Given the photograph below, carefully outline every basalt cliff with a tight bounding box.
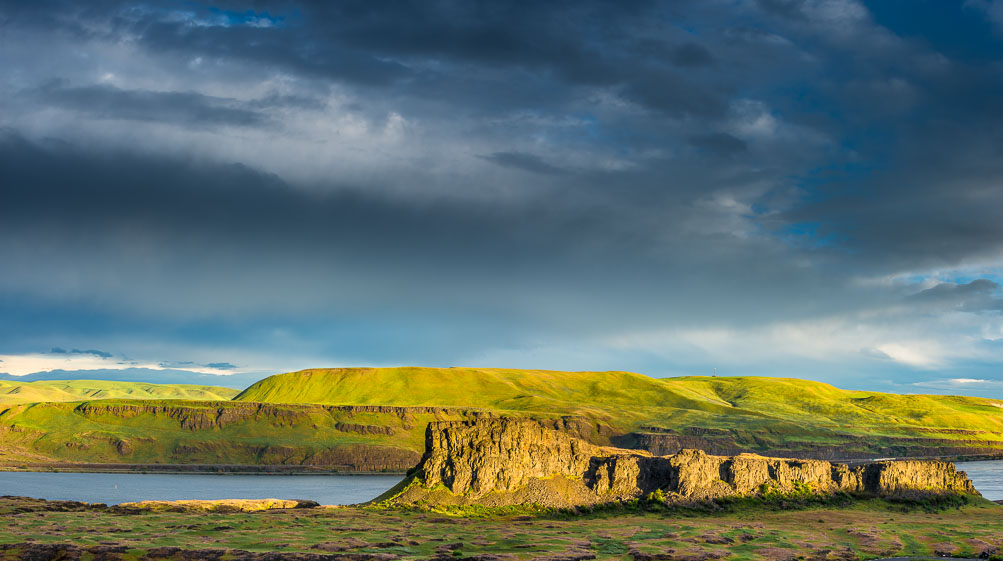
[381,418,979,508]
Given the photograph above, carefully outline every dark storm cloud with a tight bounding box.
[668,42,716,67]
[687,133,747,157]
[0,130,854,332]
[632,40,716,68]
[0,132,639,285]
[755,0,808,21]
[783,114,1003,272]
[2,0,729,119]
[481,152,567,175]
[0,133,513,259]
[3,0,1003,388]
[910,280,1003,313]
[621,70,728,118]
[33,81,268,127]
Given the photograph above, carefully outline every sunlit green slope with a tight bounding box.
[235,367,1003,435]
[234,367,731,419]
[0,380,240,404]
[662,376,1003,434]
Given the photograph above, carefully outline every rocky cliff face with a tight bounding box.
[625,428,1003,461]
[384,418,979,507]
[419,419,614,496]
[0,401,492,471]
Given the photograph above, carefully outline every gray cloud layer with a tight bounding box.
[2,0,1003,393]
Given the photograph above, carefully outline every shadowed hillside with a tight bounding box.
[0,400,487,470]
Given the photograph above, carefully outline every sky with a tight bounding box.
[2,0,1003,395]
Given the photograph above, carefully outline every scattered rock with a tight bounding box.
[114,498,319,513]
[700,535,734,544]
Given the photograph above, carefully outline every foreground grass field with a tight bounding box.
[0,495,1000,561]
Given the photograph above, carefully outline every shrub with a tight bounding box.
[646,489,666,504]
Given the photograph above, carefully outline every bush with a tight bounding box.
[646,489,666,504]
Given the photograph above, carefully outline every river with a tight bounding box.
[0,472,403,505]
[0,460,1000,505]
[955,460,1003,501]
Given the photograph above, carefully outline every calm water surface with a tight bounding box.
[955,460,1003,501]
[1,460,1000,504]
[0,472,403,505]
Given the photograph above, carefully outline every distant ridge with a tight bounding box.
[0,379,240,404]
[0,368,271,389]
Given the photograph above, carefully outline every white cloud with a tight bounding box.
[873,343,939,369]
[729,99,779,139]
[911,378,1003,396]
[0,352,237,377]
[383,111,408,141]
[600,309,994,372]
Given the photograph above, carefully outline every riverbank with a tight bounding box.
[0,472,403,505]
[0,463,407,475]
[3,453,1001,475]
[0,495,1000,561]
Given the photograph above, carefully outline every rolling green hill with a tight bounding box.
[236,367,1003,435]
[663,375,1003,434]
[0,379,240,404]
[234,367,730,418]
[2,367,1003,470]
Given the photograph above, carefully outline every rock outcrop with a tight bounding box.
[382,418,979,507]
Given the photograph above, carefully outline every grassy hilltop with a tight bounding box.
[237,367,1003,439]
[0,379,239,405]
[2,367,1003,469]
[235,367,718,415]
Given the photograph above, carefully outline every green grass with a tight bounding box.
[0,495,999,561]
[4,368,1003,468]
[236,367,727,417]
[236,367,1003,443]
[0,399,482,467]
[0,379,239,404]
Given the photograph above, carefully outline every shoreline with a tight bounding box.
[0,464,407,475]
[3,452,1001,475]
